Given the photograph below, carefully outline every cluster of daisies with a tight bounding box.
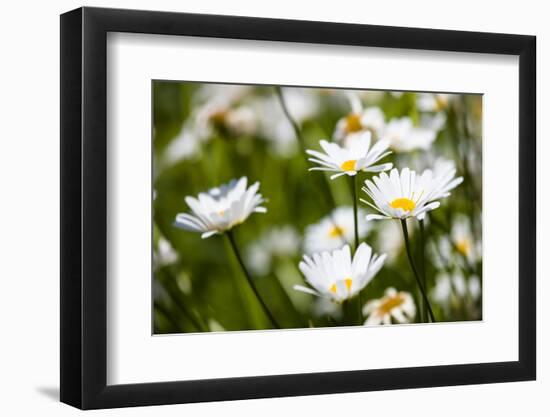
[161,86,449,165]
[174,90,464,327]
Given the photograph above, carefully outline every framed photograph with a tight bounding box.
[60,6,536,409]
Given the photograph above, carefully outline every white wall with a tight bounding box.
[0,0,545,415]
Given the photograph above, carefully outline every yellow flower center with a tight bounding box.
[345,113,363,133]
[344,278,353,292]
[456,239,470,256]
[328,225,346,238]
[378,294,405,315]
[218,210,225,216]
[340,159,357,172]
[329,278,353,295]
[209,110,227,126]
[390,198,416,212]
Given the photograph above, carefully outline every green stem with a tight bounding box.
[400,219,435,323]
[154,301,189,333]
[275,86,344,246]
[274,260,308,327]
[275,86,305,148]
[342,298,362,326]
[350,175,359,251]
[225,231,280,329]
[419,218,427,323]
[160,278,207,332]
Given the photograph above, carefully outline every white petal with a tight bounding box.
[201,230,219,239]
[330,172,348,180]
[293,285,321,297]
[366,214,389,221]
[363,162,393,173]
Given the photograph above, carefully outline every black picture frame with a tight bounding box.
[60,6,536,410]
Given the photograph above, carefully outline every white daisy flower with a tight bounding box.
[380,117,437,152]
[306,132,393,180]
[361,168,442,221]
[294,243,386,303]
[416,93,451,112]
[363,287,416,325]
[333,92,386,143]
[304,206,370,254]
[174,177,266,239]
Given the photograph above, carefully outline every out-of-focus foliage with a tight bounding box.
[153,82,482,333]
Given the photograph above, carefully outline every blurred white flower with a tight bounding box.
[468,274,482,300]
[430,215,481,269]
[162,126,202,164]
[195,101,258,138]
[416,93,451,112]
[254,96,297,156]
[450,215,481,265]
[431,269,481,309]
[223,106,258,136]
[245,244,270,276]
[375,221,405,263]
[195,84,252,106]
[162,85,257,165]
[295,243,386,303]
[333,92,386,143]
[154,237,178,267]
[254,89,319,157]
[361,168,443,221]
[431,271,453,305]
[306,132,392,180]
[304,206,369,254]
[363,287,416,325]
[245,226,301,275]
[380,117,437,152]
[280,87,320,122]
[419,112,447,132]
[174,177,266,239]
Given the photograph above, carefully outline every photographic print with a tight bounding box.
[152,82,482,333]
